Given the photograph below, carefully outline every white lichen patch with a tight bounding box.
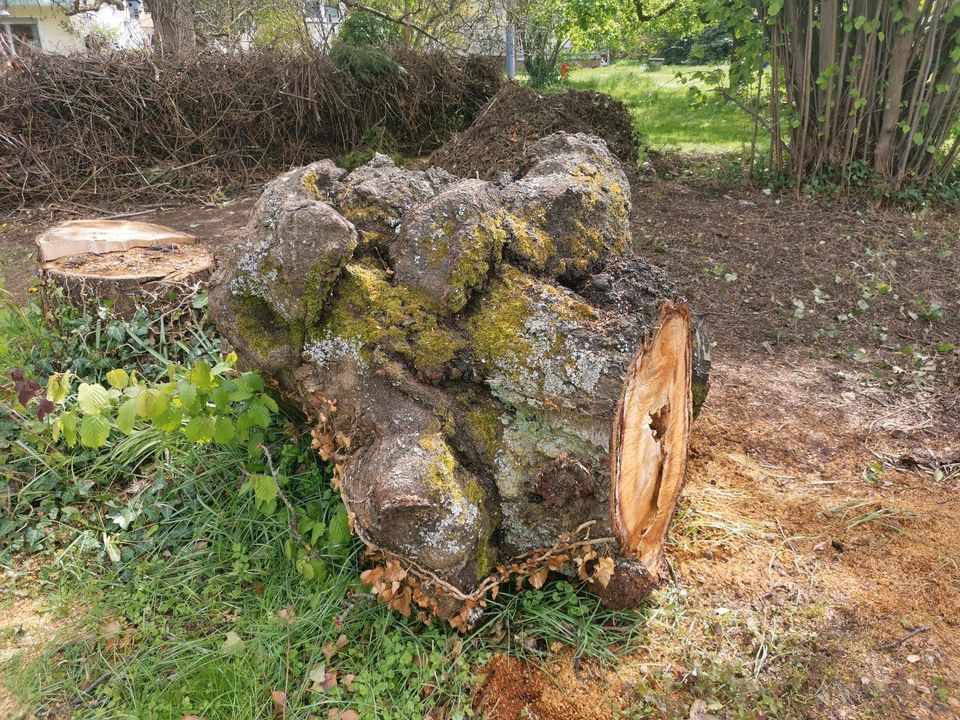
[302,332,365,369]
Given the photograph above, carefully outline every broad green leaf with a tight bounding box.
[46,372,72,403]
[250,473,278,505]
[153,407,183,432]
[116,398,138,435]
[327,507,352,547]
[77,382,111,416]
[176,381,198,409]
[183,415,215,443]
[60,410,78,447]
[80,413,111,448]
[106,368,130,390]
[244,401,271,429]
[308,559,328,582]
[187,359,214,392]
[210,386,232,411]
[136,389,160,419]
[213,416,236,444]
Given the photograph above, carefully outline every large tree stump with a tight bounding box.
[209,133,709,621]
[36,219,212,313]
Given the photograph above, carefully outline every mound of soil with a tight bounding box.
[429,83,637,179]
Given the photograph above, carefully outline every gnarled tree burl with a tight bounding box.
[210,133,709,622]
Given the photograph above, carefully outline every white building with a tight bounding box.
[0,0,151,56]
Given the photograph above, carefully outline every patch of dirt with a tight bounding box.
[429,83,637,179]
[630,169,960,420]
[474,653,621,720]
[0,194,257,303]
[0,594,70,718]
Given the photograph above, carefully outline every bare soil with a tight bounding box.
[1,163,958,719]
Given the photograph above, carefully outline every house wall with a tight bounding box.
[3,5,84,53]
[2,3,150,54]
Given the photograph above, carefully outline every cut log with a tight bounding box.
[36,219,212,313]
[209,134,709,620]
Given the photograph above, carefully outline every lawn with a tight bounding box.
[566,62,759,154]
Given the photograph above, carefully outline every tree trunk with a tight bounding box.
[209,134,709,624]
[150,0,197,55]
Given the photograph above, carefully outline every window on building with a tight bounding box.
[304,1,342,24]
[1,21,41,56]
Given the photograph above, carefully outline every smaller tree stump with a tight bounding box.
[36,219,213,313]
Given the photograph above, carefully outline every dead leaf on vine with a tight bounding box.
[327,710,360,720]
[277,604,297,627]
[529,567,549,589]
[102,619,123,651]
[593,557,615,587]
[271,690,286,719]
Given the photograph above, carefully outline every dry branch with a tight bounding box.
[0,49,501,210]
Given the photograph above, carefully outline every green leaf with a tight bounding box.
[327,506,352,547]
[136,389,161,419]
[308,559,328,582]
[213,416,236,444]
[183,415,216,443]
[262,394,279,413]
[244,401,272,429]
[250,473,278,505]
[106,368,130,390]
[116,398,138,435]
[60,410,78,447]
[210,386,232,411]
[77,382,111,416]
[187,359,214,392]
[153,407,184,432]
[46,372,72,403]
[103,533,122,563]
[80,413,111,448]
[177,381,198,410]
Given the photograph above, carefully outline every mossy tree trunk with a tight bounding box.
[209,133,709,622]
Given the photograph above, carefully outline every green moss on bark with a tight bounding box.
[318,260,463,375]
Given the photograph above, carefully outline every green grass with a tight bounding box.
[566,61,760,154]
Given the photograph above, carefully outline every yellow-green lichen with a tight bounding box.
[232,294,303,357]
[444,213,506,313]
[472,530,496,580]
[338,202,390,226]
[502,209,555,272]
[413,326,463,372]
[419,433,484,521]
[464,406,502,464]
[466,265,534,373]
[318,260,461,375]
[301,169,322,200]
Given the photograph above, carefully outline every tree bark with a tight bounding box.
[150,0,197,55]
[209,134,709,622]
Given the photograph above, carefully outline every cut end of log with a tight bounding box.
[37,219,212,312]
[36,219,197,263]
[611,301,693,577]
